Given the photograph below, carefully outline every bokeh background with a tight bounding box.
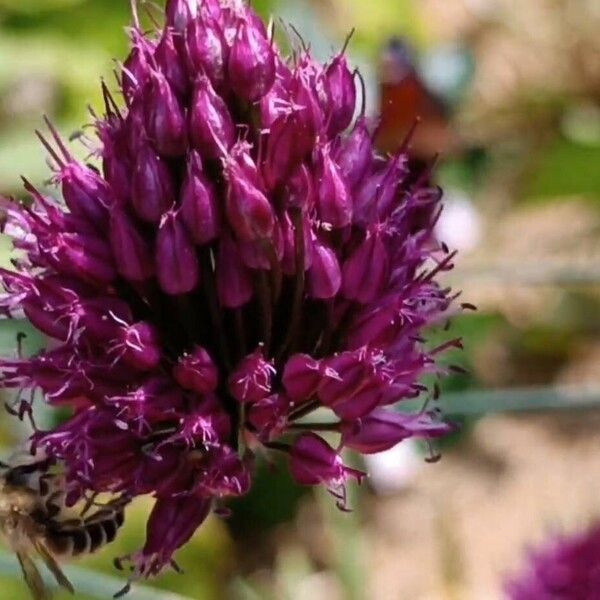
[0,0,599,598]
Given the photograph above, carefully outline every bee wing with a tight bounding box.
[16,550,51,600]
[34,540,74,595]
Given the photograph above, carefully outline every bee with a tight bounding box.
[0,449,129,600]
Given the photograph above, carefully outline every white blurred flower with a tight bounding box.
[364,439,423,495]
[435,191,482,253]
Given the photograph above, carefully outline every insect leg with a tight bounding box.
[16,550,51,600]
[35,540,75,595]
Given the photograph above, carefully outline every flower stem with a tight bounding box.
[265,441,291,453]
[233,308,247,359]
[289,399,319,421]
[200,247,232,371]
[289,422,341,432]
[256,270,272,354]
[276,208,305,360]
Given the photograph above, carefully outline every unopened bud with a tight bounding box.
[307,241,341,299]
[229,18,276,102]
[131,145,176,224]
[180,152,220,245]
[156,210,200,295]
[109,205,155,282]
[173,346,218,395]
[224,155,274,242]
[144,70,187,157]
[189,76,236,159]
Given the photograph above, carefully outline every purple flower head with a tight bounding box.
[506,523,600,600]
[0,0,466,590]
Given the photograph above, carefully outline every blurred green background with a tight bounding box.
[0,0,599,598]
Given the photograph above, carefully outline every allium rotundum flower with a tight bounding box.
[0,0,465,588]
[506,524,600,599]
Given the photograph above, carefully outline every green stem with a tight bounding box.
[400,385,600,416]
[288,422,341,432]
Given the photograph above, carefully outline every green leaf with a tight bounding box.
[523,138,600,202]
[0,549,195,600]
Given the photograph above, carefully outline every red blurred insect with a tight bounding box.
[375,38,460,162]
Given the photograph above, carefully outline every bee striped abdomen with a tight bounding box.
[46,506,125,558]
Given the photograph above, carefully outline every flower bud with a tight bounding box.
[124,97,148,156]
[228,347,274,404]
[229,18,276,102]
[185,15,227,88]
[323,54,356,135]
[188,447,250,497]
[247,393,290,441]
[122,33,154,100]
[341,409,453,454]
[140,497,211,575]
[165,0,198,31]
[353,169,382,225]
[318,351,387,420]
[79,297,133,342]
[109,205,155,282]
[189,76,236,159]
[144,70,187,157]
[259,78,289,128]
[154,28,188,97]
[224,155,275,242]
[200,0,221,22]
[316,145,352,228]
[282,354,322,402]
[22,296,70,341]
[307,241,341,299]
[263,111,314,190]
[216,234,253,308]
[284,164,315,211]
[374,153,408,220]
[131,145,176,224]
[230,140,262,185]
[180,152,220,244]
[156,210,200,295]
[333,118,372,190]
[173,346,218,395]
[60,163,111,229]
[121,322,162,371]
[342,229,389,303]
[102,129,132,202]
[345,296,401,350]
[290,433,364,488]
[291,69,324,136]
[52,232,116,285]
[331,378,385,421]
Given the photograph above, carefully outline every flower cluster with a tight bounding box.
[0,0,462,585]
[506,524,600,599]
